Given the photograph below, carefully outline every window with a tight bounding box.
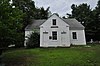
[43,32,48,34]
[52,31,57,40]
[52,19,56,25]
[72,32,77,39]
[61,31,66,34]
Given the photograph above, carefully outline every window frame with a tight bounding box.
[52,19,56,25]
[72,32,77,39]
[52,31,57,40]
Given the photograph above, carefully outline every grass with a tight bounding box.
[1,44,100,66]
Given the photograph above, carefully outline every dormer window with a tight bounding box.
[52,19,56,25]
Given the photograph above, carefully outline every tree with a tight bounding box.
[34,7,50,19]
[67,3,92,26]
[92,0,100,41]
[62,16,67,19]
[26,33,40,48]
[13,0,50,25]
[0,0,25,48]
[13,0,36,27]
[67,4,77,18]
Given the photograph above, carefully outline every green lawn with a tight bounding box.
[1,44,100,66]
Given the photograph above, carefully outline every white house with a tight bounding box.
[25,14,86,47]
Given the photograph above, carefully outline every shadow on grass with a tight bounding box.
[1,48,38,66]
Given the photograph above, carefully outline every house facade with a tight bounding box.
[25,14,86,47]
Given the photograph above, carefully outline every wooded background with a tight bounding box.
[0,0,100,48]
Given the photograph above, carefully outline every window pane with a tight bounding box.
[52,31,57,40]
[52,19,56,25]
[72,32,77,39]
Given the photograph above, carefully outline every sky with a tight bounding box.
[33,0,98,17]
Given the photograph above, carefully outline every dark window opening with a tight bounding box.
[52,31,57,40]
[52,19,56,25]
[72,32,77,39]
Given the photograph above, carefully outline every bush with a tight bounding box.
[14,33,25,48]
[26,33,40,48]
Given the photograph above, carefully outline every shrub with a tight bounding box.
[26,33,40,48]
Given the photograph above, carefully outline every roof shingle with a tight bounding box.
[25,19,46,31]
[25,18,84,31]
[63,19,84,30]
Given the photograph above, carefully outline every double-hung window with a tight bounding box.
[72,32,77,39]
[52,31,57,40]
[52,19,56,25]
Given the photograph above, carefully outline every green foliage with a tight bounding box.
[68,3,92,26]
[13,0,36,26]
[13,0,50,26]
[26,33,40,48]
[34,7,50,19]
[1,44,100,66]
[0,0,25,48]
[92,0,100,41]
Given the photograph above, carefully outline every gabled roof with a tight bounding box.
[63,19,84,30]
[25,14,85,31]
[25,19,46,31]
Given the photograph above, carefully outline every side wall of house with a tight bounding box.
[25,31,33,38]
[70,30,86,45]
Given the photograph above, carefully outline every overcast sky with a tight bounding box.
[33,0,98,17]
